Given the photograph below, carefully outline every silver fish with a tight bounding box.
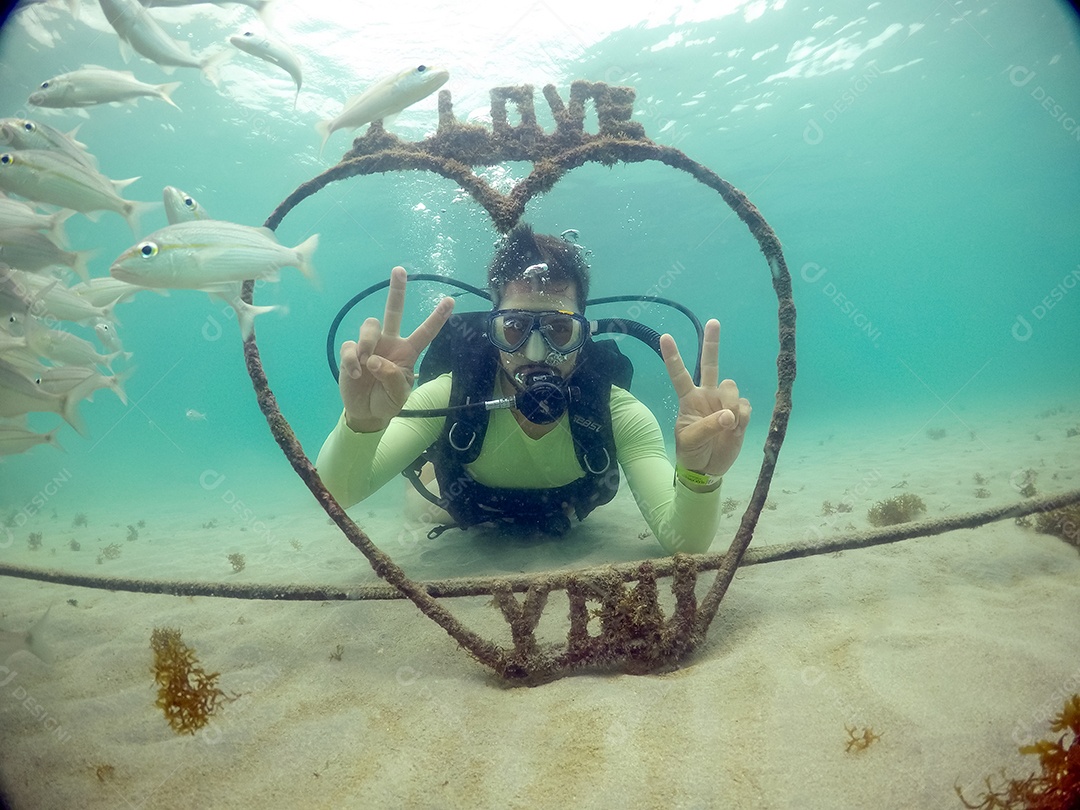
[97,0,229,85]
[162,185,207,224]
[0,195,73,245]
[205,281,281,340]
[185,408,206,421]
[0,327,33,355]
[37,365,130,406]
[28,66,181,110]
[229,29,302,106]
[110,219,318,289]
[13,0,78,16]
[0,118,97,171]
[0,263,55,316]
[0,342,46,377]
[93,321,123,353]
[0,357,89,434]
[0,149,152,236]
[6,267,115,325]
[0,421,63,455]
[71,275,160,307]
[159,188,278,336]
[316,64,449,154]
[27,325,121,371]
[0,227,93,281]
[140,0,272,24]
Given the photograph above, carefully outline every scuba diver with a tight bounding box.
[315,224,751,554]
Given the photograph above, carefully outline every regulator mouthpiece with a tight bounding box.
[514,370,568,424]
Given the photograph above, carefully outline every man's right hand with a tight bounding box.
[339,266,455,432]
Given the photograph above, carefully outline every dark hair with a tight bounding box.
[487,223,590,310]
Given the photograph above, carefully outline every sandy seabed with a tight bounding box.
[1,401,1078,810]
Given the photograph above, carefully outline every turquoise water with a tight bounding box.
[0,0,1078,518]
[1,4,1079,808]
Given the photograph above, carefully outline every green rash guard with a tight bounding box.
[315,374,723,554]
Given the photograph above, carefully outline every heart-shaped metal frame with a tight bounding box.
[243,80,797,683]
[1,81,1073,682]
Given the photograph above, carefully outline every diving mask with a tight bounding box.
[487,309,591,355]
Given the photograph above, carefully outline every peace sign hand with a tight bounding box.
[339,266,454,432]
[660,319,751,477]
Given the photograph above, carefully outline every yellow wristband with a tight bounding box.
[675,464,722,490]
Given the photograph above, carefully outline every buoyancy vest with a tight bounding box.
[416,310,633,535]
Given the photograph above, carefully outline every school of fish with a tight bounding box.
[0,0,452,455]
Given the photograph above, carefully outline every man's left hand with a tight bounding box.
[660,319,751,477]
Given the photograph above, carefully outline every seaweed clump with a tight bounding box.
[845,724,882,752]
[958,693,1080,809]
[1015,469,1039,498]
[867,494,927,527]
[1034,504,1080,551]
[150,627,226,735]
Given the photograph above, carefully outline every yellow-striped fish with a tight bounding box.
[0,149,152,236]
[111,219,318,289]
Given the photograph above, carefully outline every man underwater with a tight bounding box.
[316,224,751,554]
